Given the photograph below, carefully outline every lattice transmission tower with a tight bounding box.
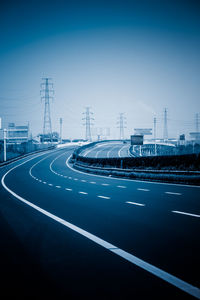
[117,113,126,140]
[40,78,54,141]
[82,107,94,141]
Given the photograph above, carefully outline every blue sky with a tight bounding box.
[0,0,200,139]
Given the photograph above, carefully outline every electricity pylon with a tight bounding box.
[117,113,126,140]
[82,107,94,141]
[40,78,54,142]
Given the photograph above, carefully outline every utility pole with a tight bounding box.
[153,116,157,155]
[1,119,7,161]
[163,108,168,141]
[59,117,63,143]
[117,113,126,140]
[3,128,7,161]
[82,107,94,141]
[40,78,54,142]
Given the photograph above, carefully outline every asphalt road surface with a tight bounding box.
[0,146,200,299]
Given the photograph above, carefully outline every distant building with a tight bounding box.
[7,123,29,143]
[189,132,200,143]
[39,132,59,143]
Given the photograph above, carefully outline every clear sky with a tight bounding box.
[0,0,200,140]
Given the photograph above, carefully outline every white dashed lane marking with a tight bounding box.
[2,156,200,300]
[101,183,110,186]
[79,191,88,195]
[172,211,200,218]
[90,181,96,184]
[98,195,111,199]
[126,201,145,207]
[56,185,61,188]
[117,185,126,189]
[165,192,182,196]
[137,188,150,192]
[4,150,200,299]
[65,188,72,191]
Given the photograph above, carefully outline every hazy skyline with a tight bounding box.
[0,0,200,139]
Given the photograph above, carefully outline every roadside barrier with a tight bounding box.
[71,141,200,185]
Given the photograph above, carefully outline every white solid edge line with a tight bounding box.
[126,201,145,207]
[29,151,63,179]
[82,144,100,157]
[110,248,200,299]
[49,150,70,177]
[95,150,102,158]
[1,156,200,299]
[107,144,123,158]
[66,155,200,189]
[118,144,129,158]
[82,143,111,158]
[172,211,200,218]
[92,143,122,159]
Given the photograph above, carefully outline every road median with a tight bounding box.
[72,161,200,185]
[71,141,200,185]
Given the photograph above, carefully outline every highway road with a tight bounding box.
[0,145,200,299]
[80,141,132,158]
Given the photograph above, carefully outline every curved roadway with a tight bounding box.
[0,146,200,299]
[80,142,132,158]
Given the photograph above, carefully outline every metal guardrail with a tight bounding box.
[0,146,56,168]
[72,161,200,185]
[71,141,200,185]
[73,162,200,175]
